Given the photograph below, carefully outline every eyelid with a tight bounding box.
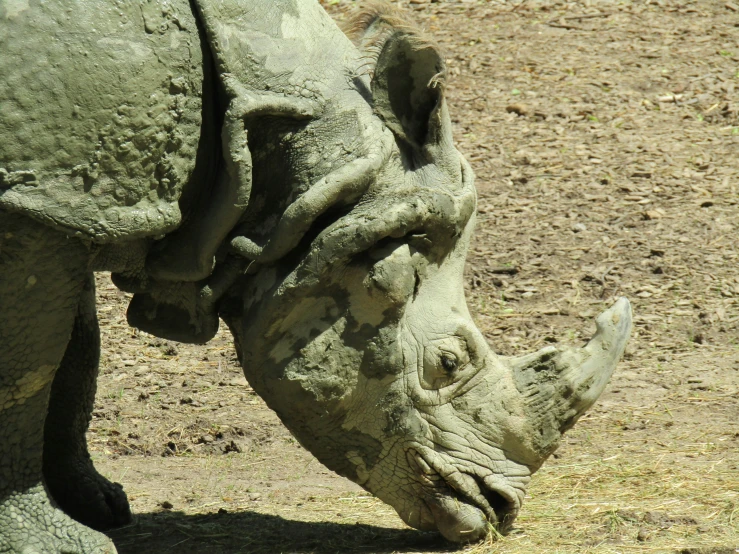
[439,346,467,368]
[453,326,480,365]
[438,345,461,359]
[443,336,471,362]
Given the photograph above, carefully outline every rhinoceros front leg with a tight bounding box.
[43,274,132,531]
[0,213,116,554]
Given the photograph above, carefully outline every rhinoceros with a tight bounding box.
[0,0,632,552]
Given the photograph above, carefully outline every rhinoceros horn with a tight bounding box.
[503,297,632,465]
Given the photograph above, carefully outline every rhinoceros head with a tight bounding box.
[211,4,633,543]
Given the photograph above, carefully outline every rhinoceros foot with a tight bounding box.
[0,485,117,554]
[45,459,132,532]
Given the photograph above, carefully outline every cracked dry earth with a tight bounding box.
[90,1,739,553]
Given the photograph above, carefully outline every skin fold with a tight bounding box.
[0,1,632,552]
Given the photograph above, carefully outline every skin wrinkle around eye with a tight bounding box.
[452,322,483,366]
[408,313,489,393]
[400,321,425,387]
[406,356,477,407]
[415,363,487,406]
[423,343,462,389]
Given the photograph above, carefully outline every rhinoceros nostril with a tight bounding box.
[485,489,514,526]
[470,475,516,529]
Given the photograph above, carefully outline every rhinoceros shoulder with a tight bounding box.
[0,0,204,241]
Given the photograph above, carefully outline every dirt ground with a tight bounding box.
[94,1,738,552]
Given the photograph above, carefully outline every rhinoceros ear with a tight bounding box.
[371,33,446,150]
[346,5,447,150]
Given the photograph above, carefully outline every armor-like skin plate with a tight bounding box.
[0,0,203,241]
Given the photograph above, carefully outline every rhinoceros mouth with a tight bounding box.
[407,449,519,538]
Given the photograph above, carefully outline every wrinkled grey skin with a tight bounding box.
[0,0,632,552]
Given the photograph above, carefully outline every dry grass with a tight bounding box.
[469,450,738,552]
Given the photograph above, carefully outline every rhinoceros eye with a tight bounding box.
[421,337,471,389]
[440,353,458,373]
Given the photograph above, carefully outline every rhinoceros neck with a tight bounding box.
[194,0,360,98]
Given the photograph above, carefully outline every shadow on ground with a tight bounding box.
[107,510,455,554]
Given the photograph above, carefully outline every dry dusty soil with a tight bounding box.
[92,1,738,552]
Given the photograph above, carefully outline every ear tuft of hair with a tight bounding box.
[342,1,446,86]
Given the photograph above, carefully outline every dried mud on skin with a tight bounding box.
[94,1,738,553]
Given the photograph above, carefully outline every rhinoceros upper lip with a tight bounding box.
[408,448,518,529]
